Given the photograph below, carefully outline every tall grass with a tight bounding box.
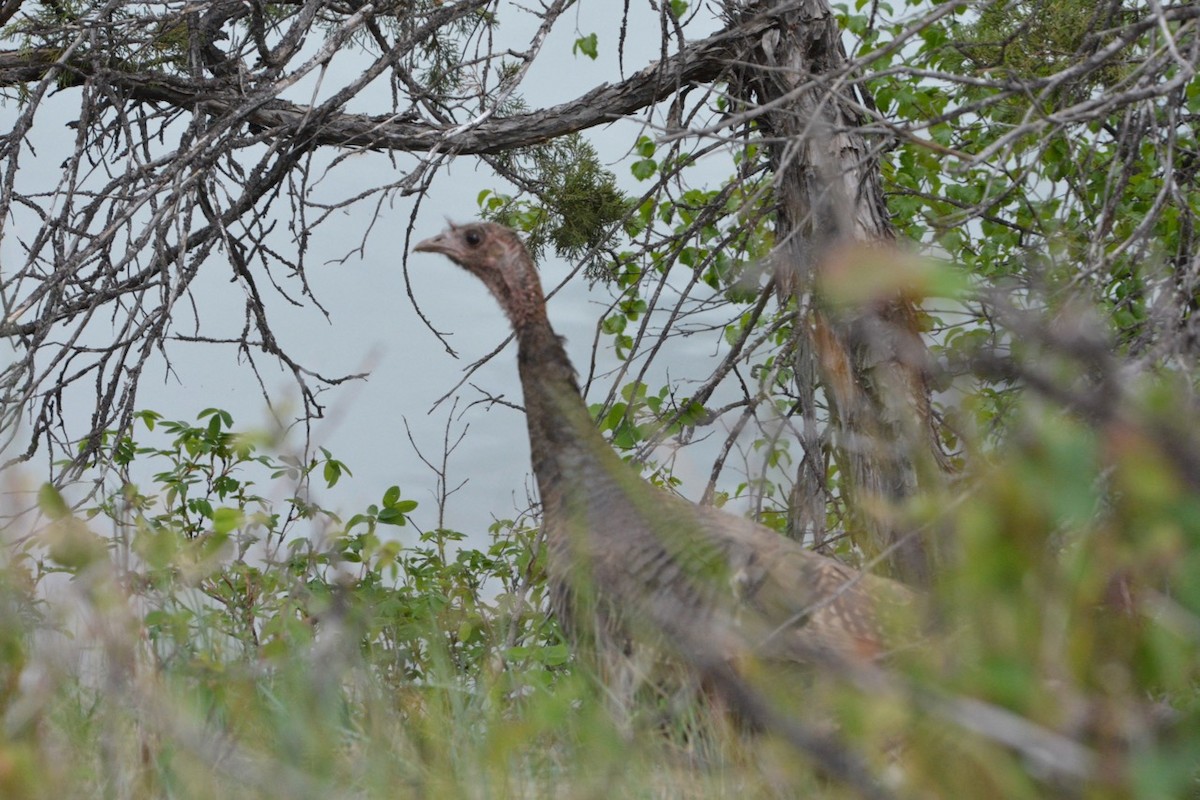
[1,380,1198,798]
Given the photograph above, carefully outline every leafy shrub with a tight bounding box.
[1,376,1198,798]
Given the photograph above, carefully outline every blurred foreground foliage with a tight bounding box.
[0,370,1198,798]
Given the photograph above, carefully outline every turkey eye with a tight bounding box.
[464,230,482,247]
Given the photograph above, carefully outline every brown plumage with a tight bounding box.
[413,221,915,679]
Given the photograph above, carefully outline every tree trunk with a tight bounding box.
[725,0,945,584]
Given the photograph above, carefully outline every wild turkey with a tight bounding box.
[413,221,916,689]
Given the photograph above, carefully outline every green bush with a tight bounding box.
[1,389,1198,798]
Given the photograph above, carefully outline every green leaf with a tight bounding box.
[601,314,626,335]
[135,409,161,431]
[134,527,182,570]
[45,520,108,570]
[377,507,408,526]
[540,643,570,666]
[323,460,341,487]
[630,159,657,181]
[38,483,70,520]
[189,498,214,519]
[198,529,230,559]
[383,485,401,507]
[612,422,641,449]
[212,507,244,535]
[572,33,598,60]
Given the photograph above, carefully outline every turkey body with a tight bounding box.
[414,221,915,678]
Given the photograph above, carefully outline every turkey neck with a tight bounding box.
[513,317,617,517]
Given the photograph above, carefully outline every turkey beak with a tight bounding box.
[413,232,459,259]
